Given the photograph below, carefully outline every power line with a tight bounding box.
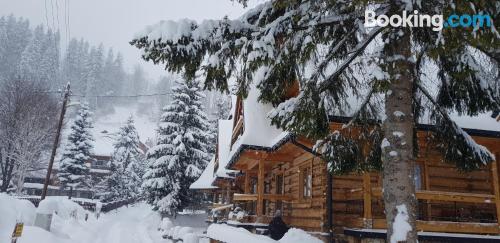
[34,90,173,98]
[44,0,50,30]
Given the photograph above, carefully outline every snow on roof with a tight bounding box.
[23,183,58,190]
[225,83,289,169]
[190,157,217,190]
[450,113,499,132]
[239,84,288,147]
[216,119,237,178]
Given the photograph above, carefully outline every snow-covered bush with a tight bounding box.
[158,217,174,231]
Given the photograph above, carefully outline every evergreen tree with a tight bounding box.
[39,29,60,87]
[106,116,144,200]
[18,25,45,81]
[84,44,104,106]
[132,1,499,241]
[59,103,94,191]
[142,79,210,215]
[0,15,31,82]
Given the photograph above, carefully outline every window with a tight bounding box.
[275,174,284,195]
[300,165,312,199]
[414,164,422,190]
[275,174,284,212]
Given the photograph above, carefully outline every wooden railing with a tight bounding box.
[233,193,292,202]
[338,172,500,234]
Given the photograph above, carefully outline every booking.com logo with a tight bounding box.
[365,10,493,31]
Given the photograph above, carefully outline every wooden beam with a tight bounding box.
[233,193,258,201]
[363,173,372,228]
[371,187,495,204]
[372,219,499,234]
[247,159,259,170]
[233,193,293,202]
[491,154,500,230]
[244,172,250,194]
[263,194,293,202]
[256,160,264,217]
[264,152,295,162]
[423,162,431,220]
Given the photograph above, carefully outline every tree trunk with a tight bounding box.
[382,26,418,242]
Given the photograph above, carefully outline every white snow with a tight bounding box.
[389,151,398,157]
[392,131,404,138]
[37,197,88,220]
[207,224,323,243]
[393,111,405,118]
[279,228,323,243]
[227,82,289,166]
[216,119,238,178]
[381,138,390,149]
[207,223,275,243]
[91,105,157,156]
[23,183,59,190]
[390,204,411,243]
[0,194,36,242]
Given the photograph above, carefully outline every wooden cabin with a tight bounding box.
[192,86,500,242]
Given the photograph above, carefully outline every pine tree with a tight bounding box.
[59,103,94,191]
[84,44,104,106]
[0,15,31,82]
[142,79,210,215]
[132,1,498,241]
[18,25,45,81]
[39,29,60,87]
[106,116,144,200]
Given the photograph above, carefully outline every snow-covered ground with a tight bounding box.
[1,194,174,243]
[2,194,323,243]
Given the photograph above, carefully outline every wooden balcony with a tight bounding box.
[339,169,500,234]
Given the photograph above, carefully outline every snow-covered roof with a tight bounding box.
[225,83,290,169]
[450,113,499,132]
[190,157,217,190]
[216,119,237,178]
[190,118,237,189]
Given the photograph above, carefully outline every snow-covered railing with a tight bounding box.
[15,195,139,213]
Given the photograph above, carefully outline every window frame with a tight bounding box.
[298,161,313,202]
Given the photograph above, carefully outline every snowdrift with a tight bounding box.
[0,194,37,242]
[37,197,89,221]
[207,223,323,243]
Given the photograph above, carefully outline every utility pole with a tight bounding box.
[41,83,70,200]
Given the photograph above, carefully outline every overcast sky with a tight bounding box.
[0,0,260,80]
